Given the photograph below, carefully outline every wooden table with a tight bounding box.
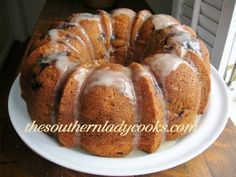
[1,0,236,176]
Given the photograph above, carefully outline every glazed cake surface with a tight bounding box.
[20,8,211,157]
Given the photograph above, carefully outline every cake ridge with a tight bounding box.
[70,12,109,63]
[111,8,136,65]
[62,22,96,61]
[130,62,166,151]
[58,65,93,146]
[142,64,168,143]
[130,10,152,61]
[99,10,114,61]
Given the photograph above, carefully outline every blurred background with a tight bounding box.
[0,0,235,122]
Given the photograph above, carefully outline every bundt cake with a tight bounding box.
[20,8,211,157]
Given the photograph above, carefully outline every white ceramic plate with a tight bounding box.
[8,66,229,176]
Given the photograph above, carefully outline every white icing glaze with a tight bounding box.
[48,29,59,42]
[48,29,86,54]
[84,67,135,102]
[55,55,76,73]
[74,67,91,82]
[184,40,201,56]
[70,13,100,23]
[170,25,202,57]
[133,65,153,81]
[152,14,178,30]
[173,24,186,32]
[41,53,76,74]
[76,35,86,48]
[161,108,168,142]
[65,31,86,48]
[173,32,192,57]
[148,54,188,78]
[173,31,192,44]
[73,67,93,146]
[139,10,152,20]
[112,8,136,18]
[132,129,140,149]
[64,40,80,53]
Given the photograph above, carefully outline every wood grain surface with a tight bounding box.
[1,0,235,176]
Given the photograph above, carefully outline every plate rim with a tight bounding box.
[8,65,229,176]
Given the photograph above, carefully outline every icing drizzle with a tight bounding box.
[152,14,178,30]
[84,66,135,103]
[40,52,77,74]
[148,53,188,78]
